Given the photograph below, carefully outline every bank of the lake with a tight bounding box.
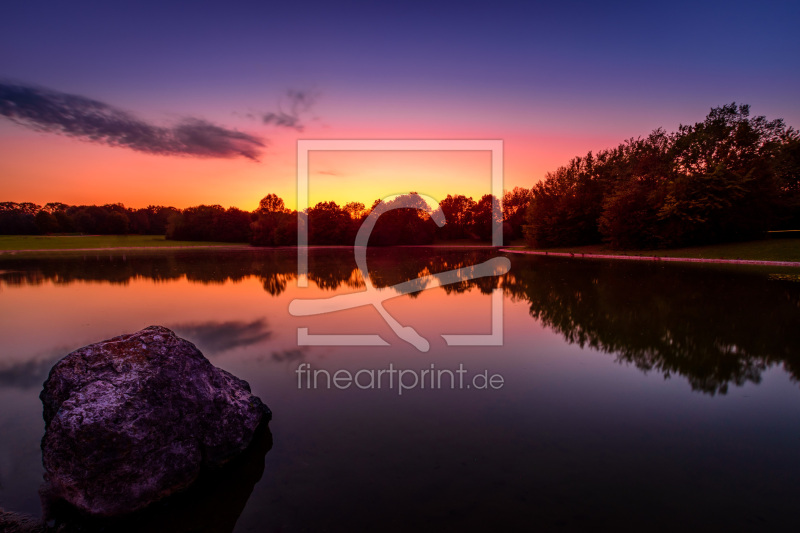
[505,238,800,266]
[3,235,800,267]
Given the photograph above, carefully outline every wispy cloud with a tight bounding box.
[260,89,317,131]
[0,82,265,160]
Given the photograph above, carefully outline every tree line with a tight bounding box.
[524,103,800,249]
[0,202,179,236]
[0,189,532,246]
[242,191,520,246]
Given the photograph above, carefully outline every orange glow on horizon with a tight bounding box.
[307,150,492,208]
[0,121,622,212]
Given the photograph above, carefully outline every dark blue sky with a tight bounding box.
[3,1,796,117]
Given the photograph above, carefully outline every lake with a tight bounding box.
[1,247,799,531]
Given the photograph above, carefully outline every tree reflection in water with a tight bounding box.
[2,248,798,395]
[502,256,800,394]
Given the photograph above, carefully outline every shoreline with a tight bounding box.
[1,242,797,267]
[499,248,800,268]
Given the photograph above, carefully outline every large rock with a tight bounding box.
[39,326,271,517]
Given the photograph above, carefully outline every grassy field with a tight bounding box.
[0,235,243,251]
[508,238,800,262]
[2,235,798,262]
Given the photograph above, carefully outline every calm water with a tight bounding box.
[1,248,799,531]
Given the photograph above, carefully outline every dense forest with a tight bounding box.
[0,203,180,237]
[2,104,797,248]
[524,103,800,249]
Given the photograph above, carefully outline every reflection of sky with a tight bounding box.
[1,1,798,210]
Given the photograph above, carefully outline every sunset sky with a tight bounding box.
[1,0,798,211]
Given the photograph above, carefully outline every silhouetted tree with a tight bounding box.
[597,130,672,248]
[470,194,502,241]
[437,194,476,240]
[0,202,40,234]
[343,201,366,221]
[308,201,352,245]
[502,187,533,240]
[143,206,177,234]
[524,153,609,247]
[369,194,437,246]
[35,211,59,234]
[54,210,74,233]
[251,194,297,246]
[167,205,250,242]
[42,202,69,214]
[256,194,287,214]
[213,207,251,242]
[656,103,787,246]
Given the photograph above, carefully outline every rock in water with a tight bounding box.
[39,326,271,517]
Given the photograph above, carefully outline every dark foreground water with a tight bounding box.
[1,247,799,531]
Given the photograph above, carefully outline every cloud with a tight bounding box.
[0,82,265,160]
[261,89,317,131]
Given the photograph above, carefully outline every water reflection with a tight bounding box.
[1,248,799,395]
[503,256,800,394]
[2,249,800,530]
[0,350,64,389]
[170,319,272,355]
[0,248,501,294]
[269,348,307,364]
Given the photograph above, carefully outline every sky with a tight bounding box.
[1,0,798,211]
